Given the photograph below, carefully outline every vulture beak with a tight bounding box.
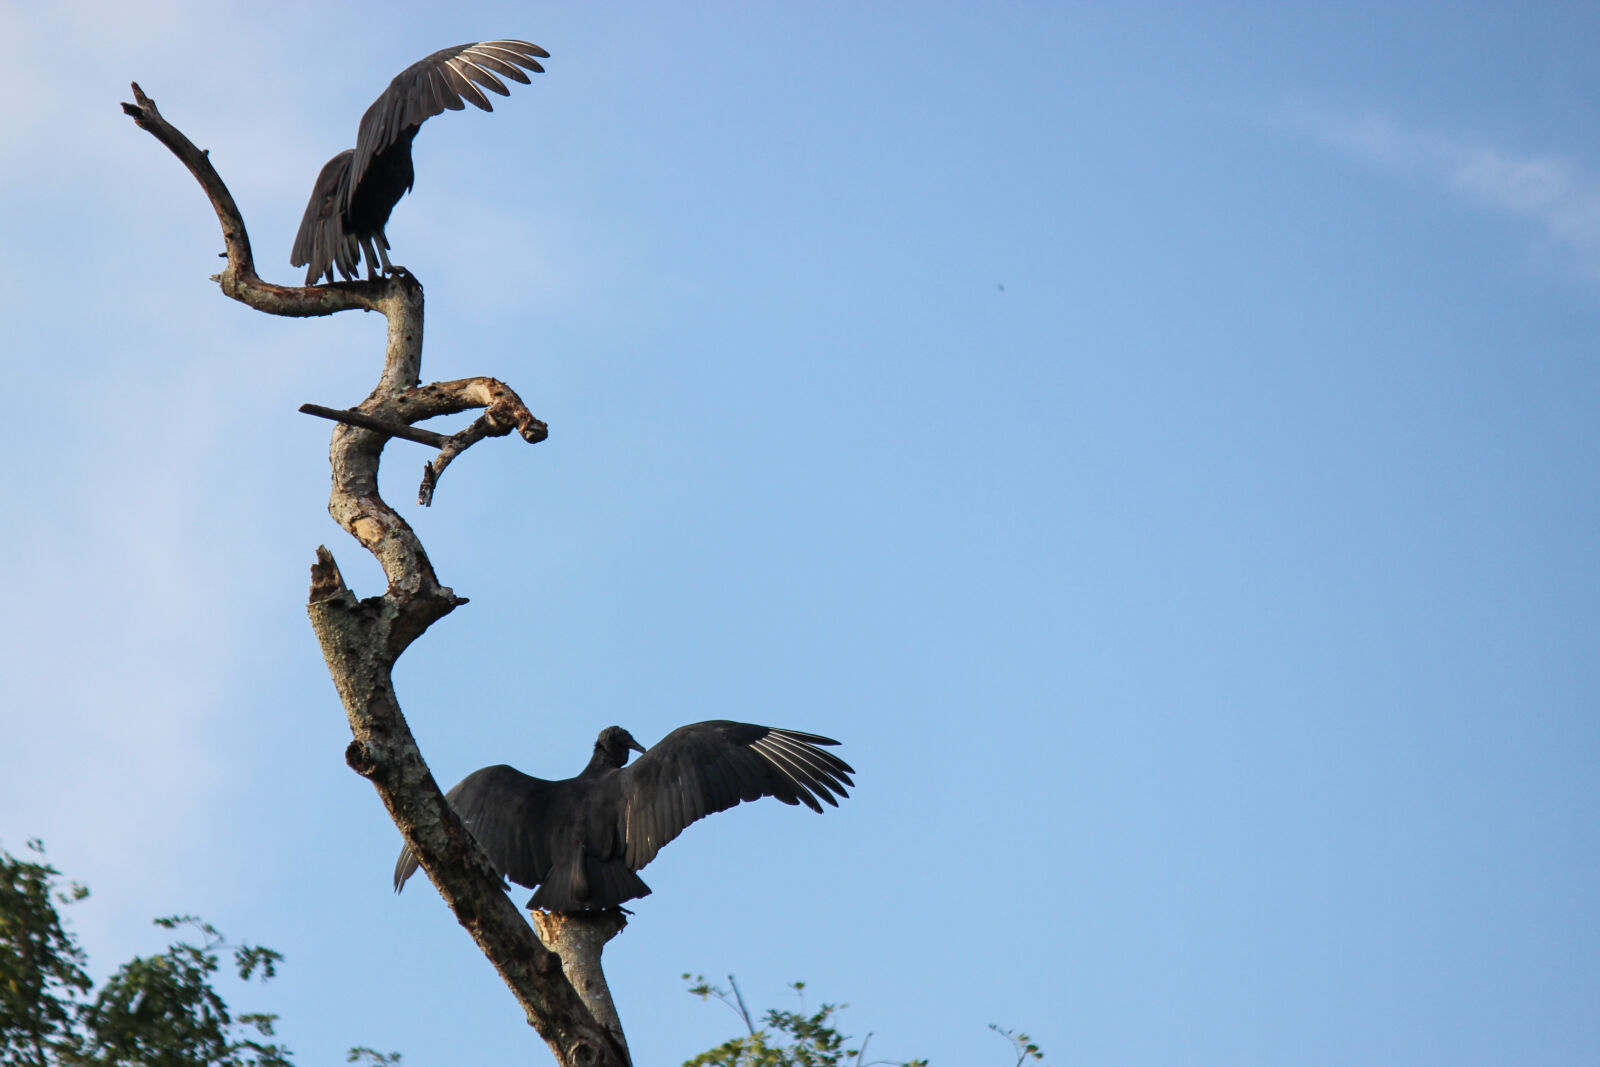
[628,738,647,755]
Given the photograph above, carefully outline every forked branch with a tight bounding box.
[302,377,550,506]
[122,82,384,317]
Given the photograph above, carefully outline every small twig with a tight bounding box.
[408,379,547,505]
[730,975,757,1036]
[299,404,452,448]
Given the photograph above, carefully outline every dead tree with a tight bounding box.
[122,83,632,1067]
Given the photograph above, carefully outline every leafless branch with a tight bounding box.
[300,375,549,506]
[408,377,550,504]
[125,83,626,1067]
[122,81,389,316]
[299,404,454,450]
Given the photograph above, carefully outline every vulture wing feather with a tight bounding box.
[346,41,547,215]
[393,765,562,893]
[750,738,824,811]
[289,151,353,281]
[442,61,494,111]
[761,733,855,797]
[452,55,512,97]
[293,39,545,283]
[469,50,535,84]
[619,721,854,870]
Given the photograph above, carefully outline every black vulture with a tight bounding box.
[394,722,855,912]
[290,40,548,285]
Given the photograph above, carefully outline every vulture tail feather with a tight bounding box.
[528,857,650,912]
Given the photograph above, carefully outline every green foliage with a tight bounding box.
[75,915,291,1067]
[683,976,1048,1067]
[0,841,399,1067]
[987,1026,1043,1067]
[0,840,92,1067]
[681,976,927,1067]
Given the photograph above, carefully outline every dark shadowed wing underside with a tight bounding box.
[291,40,548,285]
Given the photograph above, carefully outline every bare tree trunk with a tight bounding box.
[122,83,629,1067]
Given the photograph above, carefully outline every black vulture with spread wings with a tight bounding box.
[394,722,855,912]
[291,40,548,285]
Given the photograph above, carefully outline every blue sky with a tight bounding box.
[2,3,1598,1064]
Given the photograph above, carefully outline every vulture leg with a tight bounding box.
[357,231,399,279]
[374,231,396,275]
[359,233,383,280]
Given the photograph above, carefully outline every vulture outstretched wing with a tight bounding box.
[291,39,547,285]
[617,721,855,870]
[393,721,854,911]
[392,764,562,892]
[346,40,549,213]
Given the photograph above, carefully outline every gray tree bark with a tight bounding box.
[123,83,631,1067]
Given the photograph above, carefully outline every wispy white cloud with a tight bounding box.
[1293,108,1600,282]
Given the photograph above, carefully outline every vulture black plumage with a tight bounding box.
[393,722,855,912]
[290,40,548,286]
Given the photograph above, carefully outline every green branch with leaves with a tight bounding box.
[683,975,1048,1067]
[0,841,395,1067]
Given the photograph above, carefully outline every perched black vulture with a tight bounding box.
[394,722,855,912]
[290,40,548,285]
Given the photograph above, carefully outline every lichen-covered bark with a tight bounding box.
[124,82,626,1067]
